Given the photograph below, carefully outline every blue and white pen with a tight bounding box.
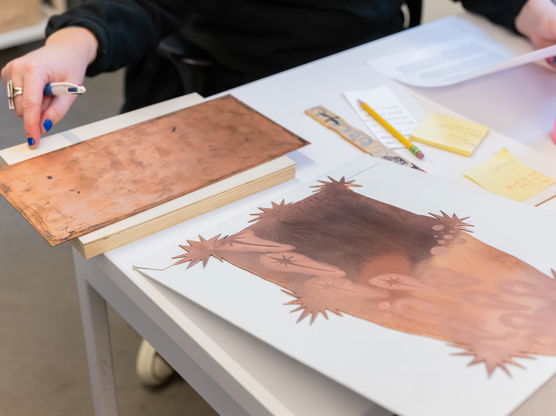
[43,82,87,96]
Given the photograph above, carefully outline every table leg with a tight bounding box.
[75,256,118,416]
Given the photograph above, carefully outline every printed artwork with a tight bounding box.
[168,177,556,376]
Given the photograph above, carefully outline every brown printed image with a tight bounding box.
[173,177,556,376]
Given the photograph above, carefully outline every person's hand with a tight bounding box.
[1,27,98,148]
[516,0,556,68]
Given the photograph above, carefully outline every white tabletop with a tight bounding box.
[60,13,556,416]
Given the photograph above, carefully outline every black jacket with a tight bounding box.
[46,0,527,110]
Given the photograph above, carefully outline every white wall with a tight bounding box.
[422,0,464,23]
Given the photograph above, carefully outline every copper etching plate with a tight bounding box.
[0,95,308,245]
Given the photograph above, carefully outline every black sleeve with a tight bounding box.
[45,0,187,76]
[456,0,527,34]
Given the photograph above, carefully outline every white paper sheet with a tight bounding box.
[135,155,556,416]
[344,86,418,149]
[367,17,556,87]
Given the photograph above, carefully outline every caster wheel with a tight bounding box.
[136,339,175,387]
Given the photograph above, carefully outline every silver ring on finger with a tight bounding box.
[7,79,23,111]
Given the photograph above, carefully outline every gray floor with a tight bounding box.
[0,42,216,416]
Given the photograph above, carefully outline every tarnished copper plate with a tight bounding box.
[0,95,308,245]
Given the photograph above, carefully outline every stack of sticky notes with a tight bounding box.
[409,113,489,156]
[463,147,555,202]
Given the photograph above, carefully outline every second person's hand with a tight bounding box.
[0,27,98,148]
[516,0,556,68]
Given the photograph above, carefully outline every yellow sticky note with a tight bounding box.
[463,148,555,202]
[409,113,489,156]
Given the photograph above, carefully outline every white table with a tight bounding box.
[58,13,556,416]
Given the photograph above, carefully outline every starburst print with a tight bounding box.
[451,343,534,377]
[172,234,224,268]
[271,254,295,266]
[310,176,362,193]
[429,211,474,233]
[268,254,335,273]
[381,276,405,288]
[248,200,290,223]
[282,288,343,324]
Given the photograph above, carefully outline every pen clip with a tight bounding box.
[44,82,87,96]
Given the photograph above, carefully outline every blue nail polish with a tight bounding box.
[27,137,35,146]
[43,119,53,132]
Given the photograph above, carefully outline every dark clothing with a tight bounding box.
[46,0,527,111]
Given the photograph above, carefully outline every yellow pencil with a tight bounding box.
[358,99,425,160]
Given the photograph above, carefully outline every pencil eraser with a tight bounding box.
[551,119,556,145]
